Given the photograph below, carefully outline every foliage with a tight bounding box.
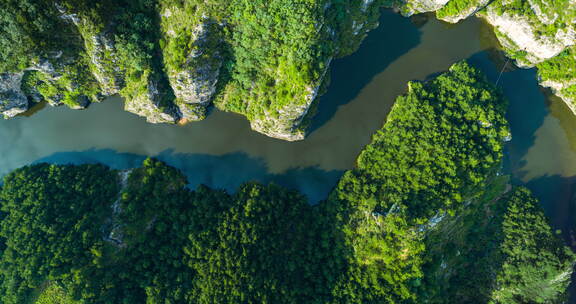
[0,0,83,72]
[436,0,485,19]
[0,62,572,304]
[335,61,509,220]
[35,283,78,304]
[489,187,576,304]
[420,184,576,304]
[188,182,314,304]
[0,164,119,304]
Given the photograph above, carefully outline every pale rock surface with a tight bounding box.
[0,73,28,118]
[481,5,575,66]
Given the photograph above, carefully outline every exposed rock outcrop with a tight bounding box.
[0,73,28,118]
[84,31,124,95]
[164,20,222,121]
[400,0,451,15]
[479,6,575,67]
[396,0,576,116]
[250,93,314,141]
[57,3,124,95]
[124,78,180,124]
[250,59,330,141]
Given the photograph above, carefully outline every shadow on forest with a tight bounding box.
[308,10,421,133]
[34,148,344,204]
[523,174,576,304]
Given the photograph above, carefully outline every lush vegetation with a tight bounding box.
[421,179,575,304]
[0,0,101,109]
[335,61,509,220]
[537,47,576,108]
[0,0,81,72]
[0,62,572,303]
[0,164,119,304]
[436,0,486,20]
[491,187,575,303]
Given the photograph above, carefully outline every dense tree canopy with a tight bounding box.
[0,62,572,304]
[0,164,119,304]
[335,61,510,220]
[421,184,575,304]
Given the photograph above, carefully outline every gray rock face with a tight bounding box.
[0,73,29,118]
[249,97,312,141]
[401,0,451,15]
[481,7,575,67]
[29,59,59,77]
[57,3,123,95]
[250,58,332,141]
[124,78,180,124]
[87,32,124,95]
[166,21,222,121]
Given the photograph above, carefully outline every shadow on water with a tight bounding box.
[523,175,576,240]
[467,51,572,228]
[468,50,576,303]
[309,10,421,133]
[34,149,344,204]
[468,51,548,175]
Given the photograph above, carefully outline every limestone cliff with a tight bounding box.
[249,79,324,141]
[0,0,395,140]
[6,0,575,141]
[56,3,124,95]
[391,0,576,117]
[123,75,180,124]
[478,2,575,67]
[0,73,28,118]
[160,6,223,122]
[538,46,576,113]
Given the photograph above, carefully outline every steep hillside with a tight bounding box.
[0,0,383,140]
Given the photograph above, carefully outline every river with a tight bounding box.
[1,9,575,260]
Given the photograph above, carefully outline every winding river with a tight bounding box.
[1,11,576,290]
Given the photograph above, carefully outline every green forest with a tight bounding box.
[0,62,573,304]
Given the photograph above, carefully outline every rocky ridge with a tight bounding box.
[160,6,223,122]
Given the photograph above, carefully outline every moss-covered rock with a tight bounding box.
[538,46,576,112]
[159,3,223,122]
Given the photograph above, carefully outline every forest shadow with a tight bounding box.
[521,174,576,304]
[520,174,576,247]
[308,9,421,133]
[34,148,344,204]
